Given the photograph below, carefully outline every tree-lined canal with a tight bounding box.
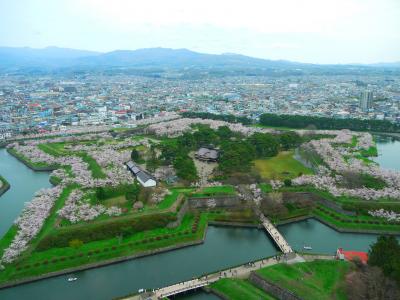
[0,149,51,237]
[0,136,399,300]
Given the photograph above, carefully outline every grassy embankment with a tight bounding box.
[7,148,58,170]
[258,184,400,232]
[38,143,106,179]
[0,175,10,196]
[256,260,350,300]
[189,185,237,198]
[0,185,251,285]
[254,151,314,180]
[210,278,276,300]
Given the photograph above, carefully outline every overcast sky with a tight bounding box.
[0,0,399,64]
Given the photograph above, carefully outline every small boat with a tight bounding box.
[67,277,77,282]
[303,245,312,250]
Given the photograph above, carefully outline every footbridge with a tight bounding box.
[260,214,293,254]
[121,256,281,300]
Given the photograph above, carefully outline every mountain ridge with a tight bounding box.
[0,46,398,71]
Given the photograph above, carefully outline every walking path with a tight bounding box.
[122,253,326,300]
[260,214,293,254]
[122,256,285,300]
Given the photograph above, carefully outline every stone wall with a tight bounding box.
[283,192,356,216]
[167,198,189,228]
[249,272,303,300]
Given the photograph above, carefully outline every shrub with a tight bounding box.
[284,179,292,187]
[69,239,84,249]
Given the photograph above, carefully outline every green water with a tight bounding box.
[0,149,51,237]
[0,137,399,300]
[373,135,400,170]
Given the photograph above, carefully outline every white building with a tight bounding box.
[126,161,157,187]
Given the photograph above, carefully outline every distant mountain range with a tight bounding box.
[0,46,399,73]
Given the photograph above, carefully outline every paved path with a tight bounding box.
[122,256,285,300]
[260,214,293,254]
[121,253,334,300]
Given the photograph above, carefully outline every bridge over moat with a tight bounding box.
[259,213,293,254]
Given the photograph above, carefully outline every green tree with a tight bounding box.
[177,132,196,149]
[130,149,140,161]
[192,125,218,147]
[173,154,198,182]
[125,182,141,202]
[216,125,233,140]
[248,132,279,158]
[219,140,255,174]
[368,235,400,283]
[96,187,106,200]
[279,131,302,150]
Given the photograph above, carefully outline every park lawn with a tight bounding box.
[254,151,314,180]
[360,146,378,157]
[353,154,377,165]
[190,185,236,198]
[251,123,296,131]
[210,278,276,300]
[0,213,207,284]
[39,143,107,179]
[38,143,66,157]
[259,183,272,193]
[103,195,128,208]
[77,152,107,179]
[257,260,350,300]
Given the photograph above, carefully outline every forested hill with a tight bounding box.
[259,113,400,133]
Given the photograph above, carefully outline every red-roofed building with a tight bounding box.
[336,248,368,264]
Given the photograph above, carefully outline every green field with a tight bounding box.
[257,260,349,300]
[210,278,276,300]
[190,185,236,198]
[38,143,107,179]
[254,151,314,180]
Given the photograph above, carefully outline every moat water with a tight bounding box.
[0,137,399,300]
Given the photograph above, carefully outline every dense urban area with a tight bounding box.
[1,49,400,300]
[1,72,400,139]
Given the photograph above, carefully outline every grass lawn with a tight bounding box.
[103,195,127,208]
[313,205,400,232]
[210,278,276,300]
[254,151,313,180]
[190,185,236,198]
[259,183,272,193]
[257,260,350,300]
[38,143,107,179]
[360,146,378,157]
[77,152,107,179]
[0,213,207,284]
